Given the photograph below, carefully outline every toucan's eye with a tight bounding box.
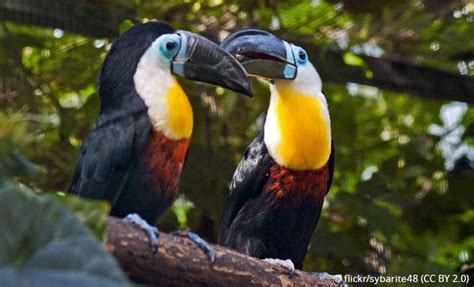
[158,34,181,59]
[166,41,177,51]
[296,48,307,65]
[298,50,306,61]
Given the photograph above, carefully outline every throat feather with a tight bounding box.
[134,66,193,140]
[165,78,193,139]
[265,89,331,170]
[133,48,193,140]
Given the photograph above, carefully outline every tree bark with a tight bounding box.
[0,0,134,38]
[106,217,340,287]
[307,46,474,104]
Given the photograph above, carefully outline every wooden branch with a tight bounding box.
[308,47,474,104]
[106,217,339,287]
[0,0,134,38]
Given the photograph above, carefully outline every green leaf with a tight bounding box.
[171,195,194,228]
[49,193,110,239]
[0,184,129,287]
[343,51,365,67]
[119,20,134,34]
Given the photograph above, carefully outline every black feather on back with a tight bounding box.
[69,113,152,206]
[219,134,335,269]
[327,140,335,192]
[219,133,273,238]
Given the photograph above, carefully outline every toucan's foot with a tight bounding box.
[263,258,295,275]
[311,272,346,287]
[172,228,216,263]
[124,213,159,252]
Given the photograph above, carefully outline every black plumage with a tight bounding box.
[69,22,181,223]
[70,21,252,225]
[220,133,335,269]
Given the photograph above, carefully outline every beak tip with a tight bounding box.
[175,31,253,97]
[233,85,253,97]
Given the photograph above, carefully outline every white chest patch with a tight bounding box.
[133,42,193,140]
[134,47,173,132]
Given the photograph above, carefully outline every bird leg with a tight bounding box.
[171,228,216,263]
[263,258,295,275]
[123,213,159,253]
[310,272,346,287]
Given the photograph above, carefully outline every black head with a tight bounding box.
[98,22,175,112]
[97,22,252,114]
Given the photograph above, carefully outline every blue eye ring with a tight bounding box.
[296,48,307,65]
[159,34,180,59]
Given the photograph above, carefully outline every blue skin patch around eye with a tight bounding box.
[159,34,181,59]
[296,50,307,66]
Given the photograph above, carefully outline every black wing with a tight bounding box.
[327,140,335,193]
[219,133,273,241]
[69,113,150,205]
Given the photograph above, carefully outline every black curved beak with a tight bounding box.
[221,29,297,80]
[171,31,252,97]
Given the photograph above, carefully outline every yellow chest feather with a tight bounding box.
[166,79,193,139]
[268,89,331,170]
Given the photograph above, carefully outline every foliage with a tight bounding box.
[50,193,111,239]
[0,183,129,287]
[0,0,473,283]
[171,195,195,229]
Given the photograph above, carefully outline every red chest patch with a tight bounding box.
[140,130,190,201]
[264,163,329,204]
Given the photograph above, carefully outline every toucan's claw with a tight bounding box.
[124,213,159,253]
[310,272,346,287]
[172,228,216,263]
[263,258,295,276]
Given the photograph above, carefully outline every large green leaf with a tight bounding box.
[0,183,129,287]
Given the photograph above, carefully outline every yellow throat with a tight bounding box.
[265,83,331,170]
[166,78,193,139]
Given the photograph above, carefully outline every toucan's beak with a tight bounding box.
[171,31,252,97]
[221,29,297,80]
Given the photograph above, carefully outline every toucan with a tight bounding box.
[219,30,335,271]
[69,22,251,253]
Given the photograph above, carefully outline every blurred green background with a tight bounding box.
[1,0,474,282]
